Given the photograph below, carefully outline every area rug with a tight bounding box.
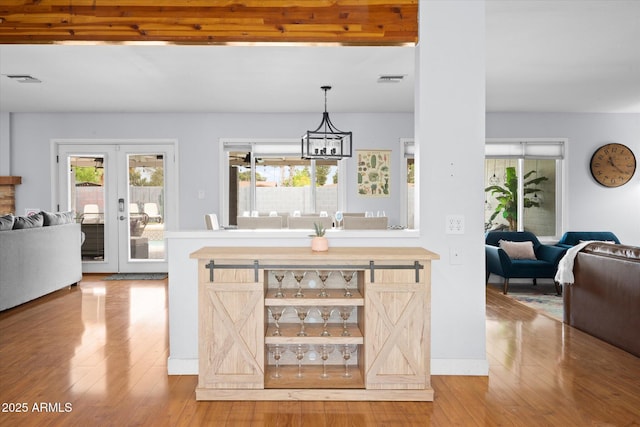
[104,273,168,281]
[487,282,563,321]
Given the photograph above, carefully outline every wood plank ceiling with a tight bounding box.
[0,1,418,45]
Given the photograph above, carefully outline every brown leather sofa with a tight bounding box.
[564,242,640,357]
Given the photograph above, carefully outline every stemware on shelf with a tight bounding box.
[269,306,286,336]
[294,306,310,337]
[292,271,307,298]
[339,306,354,337]
[273,270,286,298]
[315,344,335,379]
[319,306,335,337]
[334,211,344,229]
[341,270,355,297]
[317,270,331,297]
[268,344,286,379]
[341,344,358,378]
[290,344,310,379]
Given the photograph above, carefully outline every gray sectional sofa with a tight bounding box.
[0,211,82,311]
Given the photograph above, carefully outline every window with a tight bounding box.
[485,139,565,238]
[223,140,343,225]
[400,139,415,229]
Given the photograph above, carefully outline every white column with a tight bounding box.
[416,1,488,375]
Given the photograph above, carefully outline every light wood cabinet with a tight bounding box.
[191,247,438,401]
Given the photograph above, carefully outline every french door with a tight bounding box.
[56,142,176,273]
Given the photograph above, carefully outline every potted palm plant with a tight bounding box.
[310,222,329,252]
[485,166,548,231]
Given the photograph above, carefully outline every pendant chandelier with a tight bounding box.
[301,86,352,160]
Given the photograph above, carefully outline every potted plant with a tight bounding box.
[310,222,329,252]
[485,166,548,231]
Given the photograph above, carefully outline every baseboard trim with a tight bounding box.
[431,358,489,376]
[167,357,198,375]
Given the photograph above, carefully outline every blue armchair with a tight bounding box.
[555,231,620,249]
[485,231,567,295]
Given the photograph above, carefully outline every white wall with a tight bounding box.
[487,113,640,244]
[0,113,10,175]
[9,112,412,226]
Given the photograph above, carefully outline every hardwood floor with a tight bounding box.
[1,275,639,426]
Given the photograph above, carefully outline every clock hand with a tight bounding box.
[608,157,629,174]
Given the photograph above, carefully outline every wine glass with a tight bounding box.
[273,270,286,298]
[293,271,307,298]
[294,306,309,337]
[269,306,286,336]
[268,344,286,379]
[290,344,309,378]
[319,306,335,337]
[317,270,331,297]
[334,211,343,229]
[315,344,335,379]
[339,306,353,336]
[341,270,355,297]
[341,344,357,378]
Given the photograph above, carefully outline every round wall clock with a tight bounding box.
[590,143,636,187]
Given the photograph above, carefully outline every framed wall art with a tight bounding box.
[356,150,391,197]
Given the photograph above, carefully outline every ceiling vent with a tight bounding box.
[6,74,42,83]
[377,74,405,83]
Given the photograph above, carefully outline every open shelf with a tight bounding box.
[265,323,363,344]
[264,365,364,389]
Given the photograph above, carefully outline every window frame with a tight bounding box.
[485,138,567,240]
[219,138,346,226]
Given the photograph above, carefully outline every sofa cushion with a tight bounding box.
[12,213,44,229]
[41,211,75,226]
[0,214,14,231]
[499,239,537,260]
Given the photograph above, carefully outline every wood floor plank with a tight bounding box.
[1,277,639,426]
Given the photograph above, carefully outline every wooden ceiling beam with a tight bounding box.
[0,1,418,45]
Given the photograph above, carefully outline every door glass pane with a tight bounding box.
[71,155,106,261]
[128,154,165,261]
[522,159,556,236]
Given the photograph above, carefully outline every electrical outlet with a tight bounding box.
[198,190,205,199]
[446,215,465,234]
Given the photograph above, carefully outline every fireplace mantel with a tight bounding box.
[0,176,22,185]
[0,176,22,215]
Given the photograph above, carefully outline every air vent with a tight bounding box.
[377,74,405,83]
[6,74,42,83]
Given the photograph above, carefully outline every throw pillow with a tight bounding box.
[41,211,75,226]
[12,213,44,229]
[499,239,537,260]
[0,214,14,231]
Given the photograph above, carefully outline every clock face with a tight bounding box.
[590,143,636,187]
